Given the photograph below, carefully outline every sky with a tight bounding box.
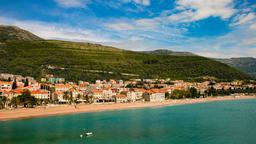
[0,0,256,58]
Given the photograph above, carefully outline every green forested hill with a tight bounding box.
[0,40,251,82]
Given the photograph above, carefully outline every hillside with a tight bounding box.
[0,26,251,82]
[217,57,256,78]
[0,25,42,42]
[142,49,196,56]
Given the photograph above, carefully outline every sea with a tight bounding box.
[0,99,256,144]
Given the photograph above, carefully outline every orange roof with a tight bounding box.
[92,89,103,94]
[12,89,23,94]
[31,90,49,95]
[55,84,72,88]
[133,88,146,92]
[146,89,167,94]
[114,94,127,98]
[0,81,12,85]
[79,83,88,87]
[55,91,64,95]
[24,85,33,89]
[0,90,11,94]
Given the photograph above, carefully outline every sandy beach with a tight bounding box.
[0,95,255,121]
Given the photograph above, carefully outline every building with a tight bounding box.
[92,89,103,102]
[54,91,69,103]
[113,94,128,103]
[48,77,65,84]
[143,89,166,102]
[126,91,136,102]
[0,73,14,80]
[102,88,113,100]
[55,84,72,92]
[133,88,146,101]
[31,90,50,100]
[0,81,13,91]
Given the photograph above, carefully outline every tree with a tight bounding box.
[12,79,17,89]
[17,90,37,108]
[63,91,71,104]
[0,95,7,109]
[171,90,186,99]
[189,87,199,98]
[24,78,29,87]
[207,87,217,96]
[85,94,93,103]
[165,92,170,99]
[10,97,18,108]
[49,87,55,103]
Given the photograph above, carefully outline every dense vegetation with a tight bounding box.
[165,86,256,99]
[0,40,251,82]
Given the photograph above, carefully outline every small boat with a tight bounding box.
[85,132,93,137]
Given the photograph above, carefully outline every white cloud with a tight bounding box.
[169,0,236,23]
[233,12,255,25]
[107,0,237,32]
[250,23,256,30]
[107,17,160,31]
[132,0,150,6]
[107,22,137,31]
[135,18,159,28]
[121,0,150,6]
[54,0,90,8]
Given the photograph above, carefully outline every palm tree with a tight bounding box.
[49,87,55,103]
[63,91,72,104]
[63,91,69,103]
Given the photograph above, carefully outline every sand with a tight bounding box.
[0,95,255,121]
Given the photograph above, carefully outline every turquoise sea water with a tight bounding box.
[1,99,256,144]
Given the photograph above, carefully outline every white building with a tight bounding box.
[0,81,12,91]
[143,89,166,102]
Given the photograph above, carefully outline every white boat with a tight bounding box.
[85,132,93,136]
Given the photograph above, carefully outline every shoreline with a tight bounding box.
[0,95,255,121]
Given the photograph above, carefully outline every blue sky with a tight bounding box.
[0,0,256,58]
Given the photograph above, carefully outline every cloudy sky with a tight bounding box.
[0,0,256,58]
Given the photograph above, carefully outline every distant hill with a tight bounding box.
[0,26,251,82]
[0,25,42,42]
[217,57,256,78]
[142,49,196,56]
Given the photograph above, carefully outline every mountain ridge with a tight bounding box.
[216,57,256,78]
[0,25,42,42]
[141,49,196,56]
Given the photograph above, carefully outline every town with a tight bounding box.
[0,73,256,109]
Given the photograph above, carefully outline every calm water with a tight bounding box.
[1,99,256,144]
